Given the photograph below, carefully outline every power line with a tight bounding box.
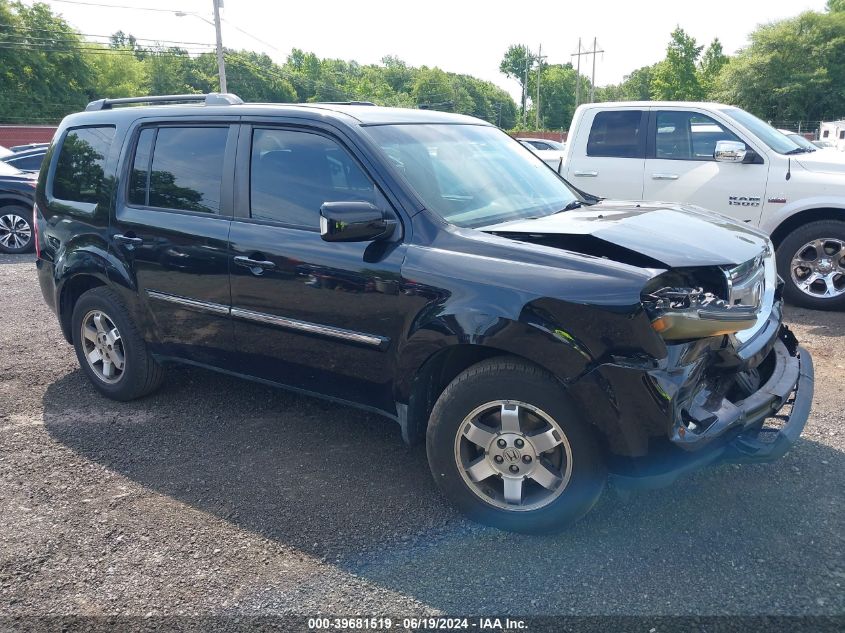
[0,24,214,47]
[41,0,192,13]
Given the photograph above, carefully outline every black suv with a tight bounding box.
[35,93,814,532]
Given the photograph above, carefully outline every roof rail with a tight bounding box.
[85,92,243,112]
[315,101,376,106]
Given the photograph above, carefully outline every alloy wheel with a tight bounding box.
[80,310,126,383]
[454,400,573,511]
[0,213,31,251]
[790,238,845,299]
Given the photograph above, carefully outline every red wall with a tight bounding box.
[0,126,58,148]
[509,130,568,142]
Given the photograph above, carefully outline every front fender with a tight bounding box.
[760,195,845,235]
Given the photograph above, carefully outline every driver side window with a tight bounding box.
[655,111,742,160]
[249,128,377,229]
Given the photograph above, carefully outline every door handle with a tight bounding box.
[234,255,276,273]
[573,170,598,177]
[114,233,143,247]
[651,173,679,180]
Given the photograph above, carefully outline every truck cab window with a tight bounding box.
[655,111,741,160]
[586,110,644,158]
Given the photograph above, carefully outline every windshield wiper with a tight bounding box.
[785,147,813,155]
[554,200,582,213]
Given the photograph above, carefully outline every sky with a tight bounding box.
[32,0,830,100]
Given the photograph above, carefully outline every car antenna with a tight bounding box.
[786,157,791,181]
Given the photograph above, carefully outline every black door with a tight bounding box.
[228,124,409,413]
[111,122,238,365]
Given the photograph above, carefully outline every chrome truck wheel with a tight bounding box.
[790,237,845,299]
[777,220,845,311]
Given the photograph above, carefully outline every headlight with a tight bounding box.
[643,285,759,341]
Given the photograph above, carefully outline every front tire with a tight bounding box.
[426,358,605,533]
[0,205,34,254]
[777,220,845,310]
[71,287,164,401]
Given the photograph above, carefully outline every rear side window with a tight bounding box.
[586,111,644,158]
[249,128,376,228]
[53,126,115,203]
[128,126,228,214]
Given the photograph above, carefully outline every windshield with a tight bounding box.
[723,107,803,154]
[366,124,578,228]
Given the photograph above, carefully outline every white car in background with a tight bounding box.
[778,129,829,152]
[518,137,566,173]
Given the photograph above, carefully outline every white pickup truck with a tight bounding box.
[560,101,845,310]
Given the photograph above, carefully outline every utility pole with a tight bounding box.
[572,38,582,108]
[212,0,227,93]
[535,44,546,129]
[571,37,604,106]
[522,46,530,126]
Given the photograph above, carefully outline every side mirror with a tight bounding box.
[319,201,396,243]
[714,140,747,163]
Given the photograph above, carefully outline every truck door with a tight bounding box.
[642,109,768,223]
[565,108,646,200]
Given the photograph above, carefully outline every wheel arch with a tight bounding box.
[57,273,109,343]
[769,207,845,249]
[0,195,34,210]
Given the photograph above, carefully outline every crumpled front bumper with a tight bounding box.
[609,330,814,490]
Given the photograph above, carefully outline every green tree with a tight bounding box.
[500,44,533,116]
[525,63,586,129]
[0,0,94,122]
[713,10,845,121]
[412,67,454,109]
[85,45,147,98]
[651,27,705,100]
[828,0,845,12]
[697,38,728,97]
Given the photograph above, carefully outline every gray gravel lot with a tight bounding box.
[1,252,843,620]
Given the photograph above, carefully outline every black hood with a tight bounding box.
[482,200,768,269]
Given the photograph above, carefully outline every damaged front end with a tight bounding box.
[571,245,815,489]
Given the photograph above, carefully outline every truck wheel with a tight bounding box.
[71,287,164,401]
[0,205,34,254]
[426,357,605,533]
[777,220,845,311]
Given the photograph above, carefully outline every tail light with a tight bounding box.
[33,202,41,258]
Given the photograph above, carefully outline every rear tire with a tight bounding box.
[426,357,605,533]
[777,220,845,311]
[71,287,164,401]
[0,205,34,254]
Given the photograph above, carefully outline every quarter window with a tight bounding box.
[128,126,228,214]
[586,110,644,158]
[655,111,741,160]
[53,126,115,203]
[249,128,376,228]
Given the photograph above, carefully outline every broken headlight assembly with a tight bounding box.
[641,266,762,341]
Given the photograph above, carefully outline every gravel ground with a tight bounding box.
[1,252,843,623]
